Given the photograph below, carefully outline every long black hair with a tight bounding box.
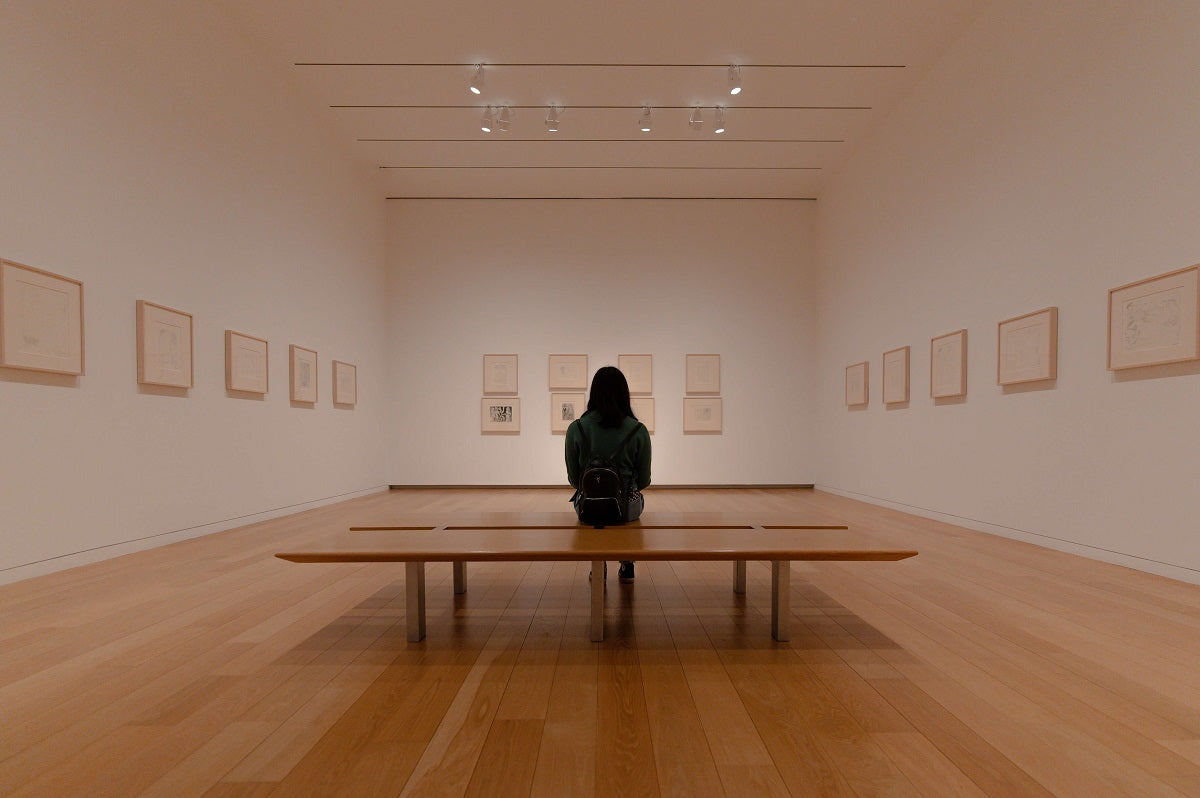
[586,365,637,428]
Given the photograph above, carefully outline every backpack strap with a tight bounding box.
[606,421,644,461]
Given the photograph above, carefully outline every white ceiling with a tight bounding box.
[220,0,988,199]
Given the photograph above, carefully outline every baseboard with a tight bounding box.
[388,484,815,490]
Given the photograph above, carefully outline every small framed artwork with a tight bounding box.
[1108,264,1199,370]
[882,346,910,405]
[998,307,1058,385]
[290,344,318,403]
[0,259,84,375]
[548,354,588,390]
[683,397,722,434]
[482,397,521,434]
[225,330,268,394]
[483,353,518,395]
[685,354,720,395]
[333,360,357,406]
[618,354,653,395]
[845,361,868,407]
[930,330,967,398]
[550,392,586,433]
[630,396,655,434]
[136,300,193,388]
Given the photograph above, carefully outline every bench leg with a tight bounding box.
[590,560,605,642]
[733,560,747,594]
[406,561,427,642]
[770,560,790,642]
[453,562,467,595]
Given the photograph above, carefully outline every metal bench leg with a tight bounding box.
[771,560,790,642]
[733,560,747,594]
[453,562,467,594]
[590,560,605,642]
[406,561,427,642]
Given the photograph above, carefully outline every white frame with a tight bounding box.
[137,300,193,388]
[882,346,910,405]
[333,360,357,406]
[0,259,84,375]
[1107,265,1200,370]
[930,330,967,399]
[685,354,721,395]
[225,330,268,394]
[618,354,653,395]
[483,353,518,395]
[548,354,588,390]
[845,361,868,407]
[550,392,586,433]
[481,397,521,434]
[630,396,655,434]
[997,307,1058,385]
[290,344,318,403]
[683,396,722,434]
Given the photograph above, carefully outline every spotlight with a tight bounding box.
[689,106,704,131]
[470,64,485,95]
[545,105,560,132]
[714,106,726,134]
[480,106,494,133]
[639,105,652,133]
[497,105,511,132]
[728,64,742,95]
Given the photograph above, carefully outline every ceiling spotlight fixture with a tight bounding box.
[469,64,485,95]
[728,64,742,95]
[689,106,704,131]
[545,104,560,132]
[480,105,494,133]
[496,105,511,132]
[714,106,726,134]
[639,105,652,133]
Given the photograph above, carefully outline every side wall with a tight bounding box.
[386,199,816,486]
[814,1,1200,582]
[0,2,389,582]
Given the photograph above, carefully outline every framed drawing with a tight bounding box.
[136,300,193,388]
[882,346,910,405]
[618,354,653,395]
[683,397,722,434]
[548,354,588,390]
[481,397,520,433]
[0,259,84,375]
[930,330,967,398]
[997,307,1057,385]
[845,361,868,407]
[290,344,318,403]
[225,330,268,394]
[333,360,357,406]
[685,354,720,395]
[630,396,655,434]
[550,392,586,433]
[483,353,518,395]
[1108,265,1200,370]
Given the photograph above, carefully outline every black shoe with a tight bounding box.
[618,561,635,583]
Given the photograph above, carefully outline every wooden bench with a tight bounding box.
[276,520,916,643]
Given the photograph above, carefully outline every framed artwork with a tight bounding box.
[333,360,357,406]
[845,361,868,407]
[618,354,653,395]
[685,354,721,395]
[481,397,520,434]
[630,396,655,434]
[1107,265,1200,370]
[930,330,967,398]
[290,344,318,403]
[136,300,193,388]
[0,259,84,375]
[548,354,588,390]
[550,392,586,433]
[683,397,722,434]
[882,346,910,405]
[483,353,518,395]
[225,330,268,394]
[998,307,1058,385]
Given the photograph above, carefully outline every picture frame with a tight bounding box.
[290,344,318,403]
[930,330,967,399]
[1107,264,1200,370]
[548,354,588,390]
[685,353,721,395]
[845,361,868,407]
[618,354,653,395]
[136,299,193,388]
[550,392,586,433]
[882,346,910,405]
[481,397,520,434]
[483,353,518,395]
[683,396,722,434]
[0,259,84,375]
[333,360,357,406]
[997,307,1058,385]
[630,396,655,434]
[225,330,268,394]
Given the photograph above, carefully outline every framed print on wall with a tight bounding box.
[845,361,868,407]
[548,354,588,390]
[683,397,722,434]
[1107,264,1199,370]
[882,346,910,405]
[333,360,357,406]
[483,353,518,395]
[0,259,84,375]
[685,354,721,395]
[997,307,1058,385]
[630,396,655,434]
[482,397,521,434]
[225,330,268,394]
[290,344,318,403]
[930,330,967,399]
[618,354,653,395]
[550,392,586,433]
[136,300,193,388]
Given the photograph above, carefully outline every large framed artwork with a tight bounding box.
[333,360,357,406]
[630,396,655,434]
[550,392,586,433]
[483,353,518,394]
[930,330,967,399]
[225,330,268,394]
[618,354,653,395]
[1107,265,1199,370]
[548,354,588,390]
[845,361,868,407]
[882,346,910,405]
[683,397,722,434]
[0,259,84,375]
[136,300,193,388]
[997,307,1057,385]
[482,397,521,434]
[290,344,318,403]
[685,354,720,395]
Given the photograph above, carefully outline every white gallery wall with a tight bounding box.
[814,1,1200,583]
[385,199,816,486]
[0,2,389,582]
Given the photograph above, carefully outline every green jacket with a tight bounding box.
[565,412,652,491]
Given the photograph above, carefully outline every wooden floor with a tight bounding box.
[2,489,1199,797]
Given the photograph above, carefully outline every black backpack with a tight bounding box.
[575,422,643,526]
